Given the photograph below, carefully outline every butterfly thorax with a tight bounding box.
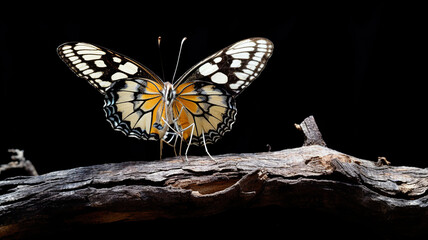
[162,82,176,106]
[154,82,179,140]
[152,82,175,132]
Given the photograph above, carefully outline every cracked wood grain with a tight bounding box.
[1,116,427,238]
[1,145,427,238]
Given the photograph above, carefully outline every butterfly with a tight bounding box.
[57,37,273,159]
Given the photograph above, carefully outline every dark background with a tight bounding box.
[1,2,426,238]
[3,2,426,172]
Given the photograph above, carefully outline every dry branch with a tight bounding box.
[1,116,427,238]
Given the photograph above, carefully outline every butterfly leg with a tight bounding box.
[159,140,163,160]
[202,131,215,161]
[179,123,215,161]
[161,132,178,156]
[178,134,183,158]
[170,106,187,159]
[184,123,195,162]
[173,134,179,157]
[161,116,185,157]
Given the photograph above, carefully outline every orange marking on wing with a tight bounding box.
[145,80,163,94]
[139,93,160,100]
[173,101,193,141]
[175,82,196,95]
[141,96,161,111]
[179,94,204,102]
[150,99,167,136]
[177,97,202,115]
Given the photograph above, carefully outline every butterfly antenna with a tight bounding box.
[171,37,187,83]
[157,36,166,81]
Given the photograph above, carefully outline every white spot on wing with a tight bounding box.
[253,56,262,62]
[236,40,257,48]
[95,79,111,88]
[82,69,94,75]
[74,45,97,50]
[226,47,254,55]
[230,60,241,68]
[118,62,139,74]
[229,80,245,90]
[257,45,268,51]
[111,72,128,80]
[232,52,250,59]
[199,62,219,76]
[95,60,107,68]
[76,63,89,70]
[69,56,79,61]
[247,64,256,70]
[229,82,240,90]
[230,39,253,48]
[243,69,254,75]
[61,45,72,50]
[248,60,259,66]
[77,50,105,55]
[72,59,82,64]
[211,72,228,84]
[214,57,222,63]
[234,72,249,80]
[90,71,103,78]
[82,54,102,60]
[255,52,265,57]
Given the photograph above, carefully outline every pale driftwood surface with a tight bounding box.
[1,146,428,238]
[1,116,428,238]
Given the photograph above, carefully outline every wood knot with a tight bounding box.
[304,154,355,173]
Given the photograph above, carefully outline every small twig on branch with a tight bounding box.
[0,149,38,180]
[376,156,391,166]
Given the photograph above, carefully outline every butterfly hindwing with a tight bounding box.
[174,37,273,96]
[104,78,237,146]
[104,78,167,141]
[172,81,237,146]
[57,42,163,94]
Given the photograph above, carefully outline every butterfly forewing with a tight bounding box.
[171,37,273,145]
[57,42,163,94]
[175,37,273,96]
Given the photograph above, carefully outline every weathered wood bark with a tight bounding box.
[1,116,427,238]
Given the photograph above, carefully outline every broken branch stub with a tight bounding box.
[295,115,327,147]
